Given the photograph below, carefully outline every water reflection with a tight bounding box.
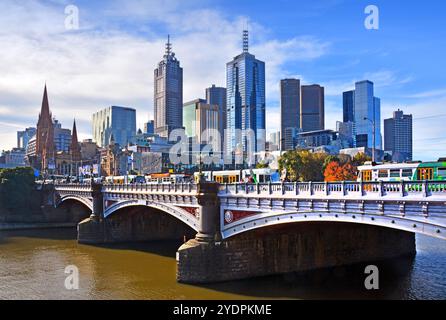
[0,229,444,300]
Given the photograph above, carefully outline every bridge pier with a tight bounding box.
[176,222,416,284]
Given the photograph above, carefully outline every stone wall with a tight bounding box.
[177,222,416,283]
[79,206,196,244]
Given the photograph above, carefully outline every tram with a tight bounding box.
[357,159,446,182]
[195,168,279,184]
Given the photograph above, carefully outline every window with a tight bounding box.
[378,170,388,178]
[402,169,413,178]
[438,168,446,177]
[390,170,400,178]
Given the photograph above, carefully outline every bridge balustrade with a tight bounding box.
[219,181,446,198]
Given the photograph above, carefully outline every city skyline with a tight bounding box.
[0,0,445,161]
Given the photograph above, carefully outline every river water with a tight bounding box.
[0,228,445,300]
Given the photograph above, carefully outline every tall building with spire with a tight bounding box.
[70,119,82,175]
[226,30,266,159]
[154,35,183,138]
[35,85,55,172]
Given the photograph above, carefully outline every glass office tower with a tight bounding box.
[280,79,301,151]
[384,109,413,161]
[354,80,382,150]
[92,106,136,147]
[206,85,227,151]
[226,30,266,157]
[343,90,355,123]
[301,84,325,132]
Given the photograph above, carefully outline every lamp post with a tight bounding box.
[364,117,376,163]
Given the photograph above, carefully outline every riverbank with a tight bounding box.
[0,222,77,231]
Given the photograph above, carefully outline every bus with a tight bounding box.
[358,159,446,182]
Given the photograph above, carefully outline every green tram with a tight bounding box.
[357,158,446,182]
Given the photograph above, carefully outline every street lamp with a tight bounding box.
[364,117,376,163]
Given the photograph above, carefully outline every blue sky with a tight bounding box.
[0,0,445,160]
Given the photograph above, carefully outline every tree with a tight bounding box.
[0,167,37,213]
[279,150,328,182]
[256,161,269,169]
[352,152,372,167]
[278,150,302,182]
[324,161,343,182]
[324,161,358,182]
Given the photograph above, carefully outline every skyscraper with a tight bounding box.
[154,36,183,138]
[226,30,266,156]
[206,85,227,150]
[183,99,220,151]
[144,120,155,135]
[280,79,301,151]
[343,90,355,123]
[92,106,136,148]
[301,84,325,132]
[53,119,72,153]
[17,127,36,149]
[353,80,383,150]
[384,109,413,161]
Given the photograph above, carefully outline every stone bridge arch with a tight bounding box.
[101,200,198,243]
[104,199,200,232]
[57,195,93,212]
[220,209,446,241]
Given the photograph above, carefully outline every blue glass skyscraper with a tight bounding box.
[343,90,355,123]
[353,80,382,150]
[226,30,266,157]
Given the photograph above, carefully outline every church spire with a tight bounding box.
[70,119,81,162]
[40,84,51,120]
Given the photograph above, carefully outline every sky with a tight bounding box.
[0,0,445,161]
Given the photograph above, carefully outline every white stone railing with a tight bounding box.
[102,183,198,194]
[219,181,446,199]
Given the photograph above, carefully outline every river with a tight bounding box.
[0,228,445,300]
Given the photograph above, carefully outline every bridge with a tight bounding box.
[52,180,446,283]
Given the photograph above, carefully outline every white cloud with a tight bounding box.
[0,1,330,151]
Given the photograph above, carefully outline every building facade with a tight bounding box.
[336,121,356,148]
[17,127,36,149]
[92,106,136,148]
[343,90,355,123]
[226,30,266,156]
[301,85,325,132]
[280,79,301,151]
[183,99,220,152]
[144,120,155,135]
[352,80,383,150]
[384,109,413,162]
[206,84,227,150]
[53,119,72,153]
[154,36,183,139]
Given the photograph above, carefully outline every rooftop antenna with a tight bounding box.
[165,34,172,55]
[243,28,249,53]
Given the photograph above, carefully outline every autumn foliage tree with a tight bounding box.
[324,161,358,182]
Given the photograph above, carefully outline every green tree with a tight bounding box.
[279,150,329,182]
[0,167,36,213]
[256,161,269,169]
[352,152,372,167]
